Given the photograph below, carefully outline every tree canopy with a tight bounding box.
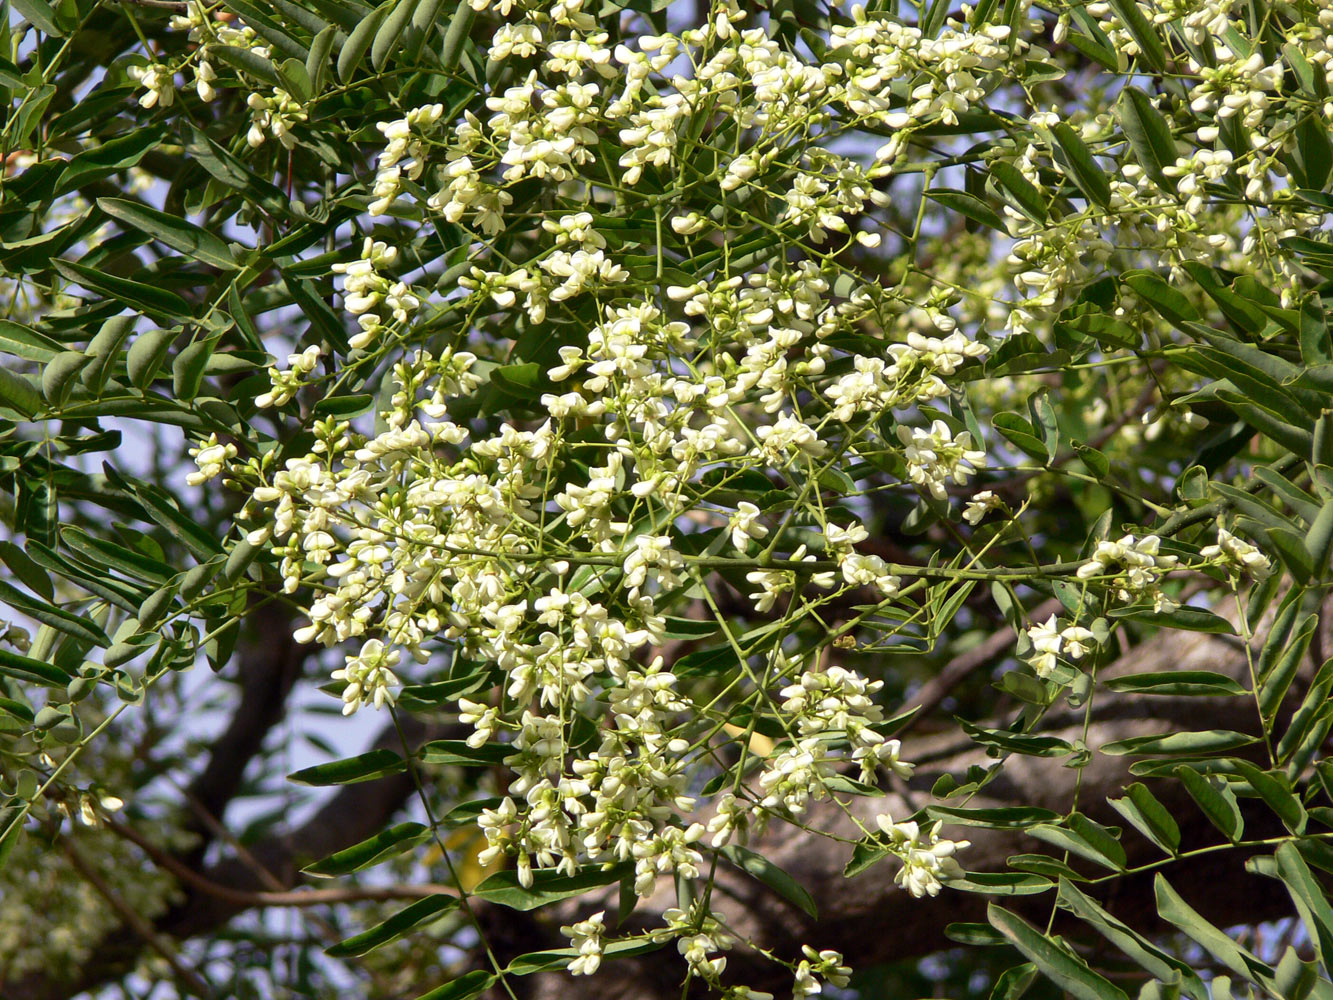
[3,0,1333,997]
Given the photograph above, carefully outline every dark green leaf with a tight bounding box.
[1107,783,1180,854]
[1118,87,1177,187]
[414,971,494,1000]
[1107,605,1235,634]
[1175,765,1243,841]
[53,260,192,321]
[1104,0,1167,69]
[0,320,64,363]
[287,748,406,785]
[720,844,817,918]
[1050,123,1110,207]
[325,894,458,957]
[990,161,1047,223]
[926,805,1060,828]
[926,188,1008,232]
[97,198,237,270]
[1100,730,1257,756]
[989,904,1130,1000]
[304,822,433,877]
[473,861,633,910]
[338,2,389,82]
[1104,671,1247,696]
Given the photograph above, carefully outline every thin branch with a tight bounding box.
[62,840,215,1000]
[104,815,459,909]
[115,0,190,9]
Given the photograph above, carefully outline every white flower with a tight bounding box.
[128,64,175,109]
[963,490,1001,525]
[187,434,237,486]
[728,501,768,550]
[560,910,606,976]
[1200,527,1270,579]
[874,813,970,898]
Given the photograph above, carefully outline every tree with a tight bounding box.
[2,0,1333,996]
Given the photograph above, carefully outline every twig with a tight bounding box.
[897,596,1063,734]
[116,0,190,9]
[104,816,458,909]
[63,839,216,999]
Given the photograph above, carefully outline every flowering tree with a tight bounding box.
[3,0,1333,996]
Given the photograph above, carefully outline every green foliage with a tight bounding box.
[2,0,1333,996]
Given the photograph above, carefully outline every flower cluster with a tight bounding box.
[1078,534,1180,611]
[873,813,971,898]
[1025,615,1097,680]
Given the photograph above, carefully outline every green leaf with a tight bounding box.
[97,199,237,271]
[416,739,510,766]
[1028,821,1124,871]
[1104,671,1247,696]
[926,188,1008,232]
[1050,123,1110,208]
[338,2,389,82]
[287,748,406,785]
[1104,0,1167,69]
[80,316,136,394]
[951,872,1054,895]
[172,340,214,400]
[674,644,740,677]
[56,131,160,196]
[1230,761,1306,833]
[1107,605,1235,634]
[0,646,72,686]
[211,44,281,87]
[0,319,64,363]
[53,259,191,321]
[1107,783,1180,855]
[0,540,54,600]
[0,368,43,417]
[1275,841,1333,966]
[993,412,1049,461]
[42,350,88,405]
[1121,272,1198,329]
[372,0,415,69]
[720,844,817,918]
[1057,880,1207,1000]
[473,862,633,910]
[439,0,477,70]
[946,922,1009,946]
[1154,874,1271,981]
[960,719,1072,757]
[125,329,178,390]
[312,393,375,417]
[505,939,664,976]
[1100,730,1258,756]
[0,580,110,647]
[989,161,1047,224]
[490,362,543,399]
[305,24,338,92]
[1175,765,1243,841]
[304,822,433,877]
[277,57,313,103]
[926,805,1061,828]
[414,971,494,1000]
[1118,87,1177,187]
[12,0,63,36]
[988,904,1130,1000]
[325,893,459,957]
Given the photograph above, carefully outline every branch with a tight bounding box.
[525,604,1313,1000]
